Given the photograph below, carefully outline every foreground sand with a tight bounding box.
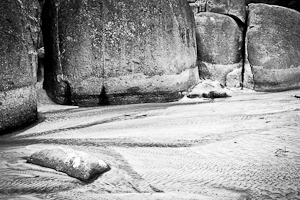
[1,89,300,199]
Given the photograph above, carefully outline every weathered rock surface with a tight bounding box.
[226,68,243,88]
[187,0,246,23]
[245,0,300,12]
[42,0,199,106]
[27,147,110,182]
[0,0,40,133]
[195,12,243,87]
[245,4,300,91]
[206,0,246,23]
[187,80,230,99]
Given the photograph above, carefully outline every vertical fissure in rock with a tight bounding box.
[204,0,208,12]
[36,0,44,83]
[41,0,52,91]
[55,3,63,79]
[63,80,72,105]
[41,0,72,104]
[100,1,107,105]
[241,6,249,89]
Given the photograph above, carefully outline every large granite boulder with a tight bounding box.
[188,0,246,23]
[206,0,246,23]
[195,12,244,87]
[42,0,199,106]
[245,4,300,91]
[0,0,40,133]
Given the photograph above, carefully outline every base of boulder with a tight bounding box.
[199,62,243,87]
[242,62,255,90]
[0,85,37,134]
[62,67,199,106]
[252,66,300,92]
[72,91,186,106]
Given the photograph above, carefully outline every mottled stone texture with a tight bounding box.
[42,0,199,106]
[206,0,246,23]
[0,0,39,133]
[245,4,300,91]
[27,147,110,182]
[187,0,246,23]
[245,0,300,12]
[195,12,243,86]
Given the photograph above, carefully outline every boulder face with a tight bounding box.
[0,0,40,133]
[206,0,246,23]
[195,12,243,86]
[27,147,110,182]
[245,4,300,91]
[245,0,300,12]
[187,0,246,23]
[42,0,199,106]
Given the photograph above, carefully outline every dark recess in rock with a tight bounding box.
[99,86,110,106]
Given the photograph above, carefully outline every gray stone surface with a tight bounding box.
[206,0,246,23]
[0,0,40,133]
[42,0,199,106]
[187,0,246,23]
[245,0,300,12]
[27,147,110,182]
[195,12,243,86]
[245,4,300,91]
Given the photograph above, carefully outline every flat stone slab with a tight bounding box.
[27,147,110,182]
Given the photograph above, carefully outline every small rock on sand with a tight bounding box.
[27,147,110,182]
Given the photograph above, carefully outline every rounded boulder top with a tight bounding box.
[0,0,40,134]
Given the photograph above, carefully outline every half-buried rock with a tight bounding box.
[187,80,230,99]
[42,0,199,106]
[27,147,110,182]
[245,4,300,91]
[195,12,244,87]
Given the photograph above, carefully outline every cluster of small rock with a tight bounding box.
[1,0,300,133]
